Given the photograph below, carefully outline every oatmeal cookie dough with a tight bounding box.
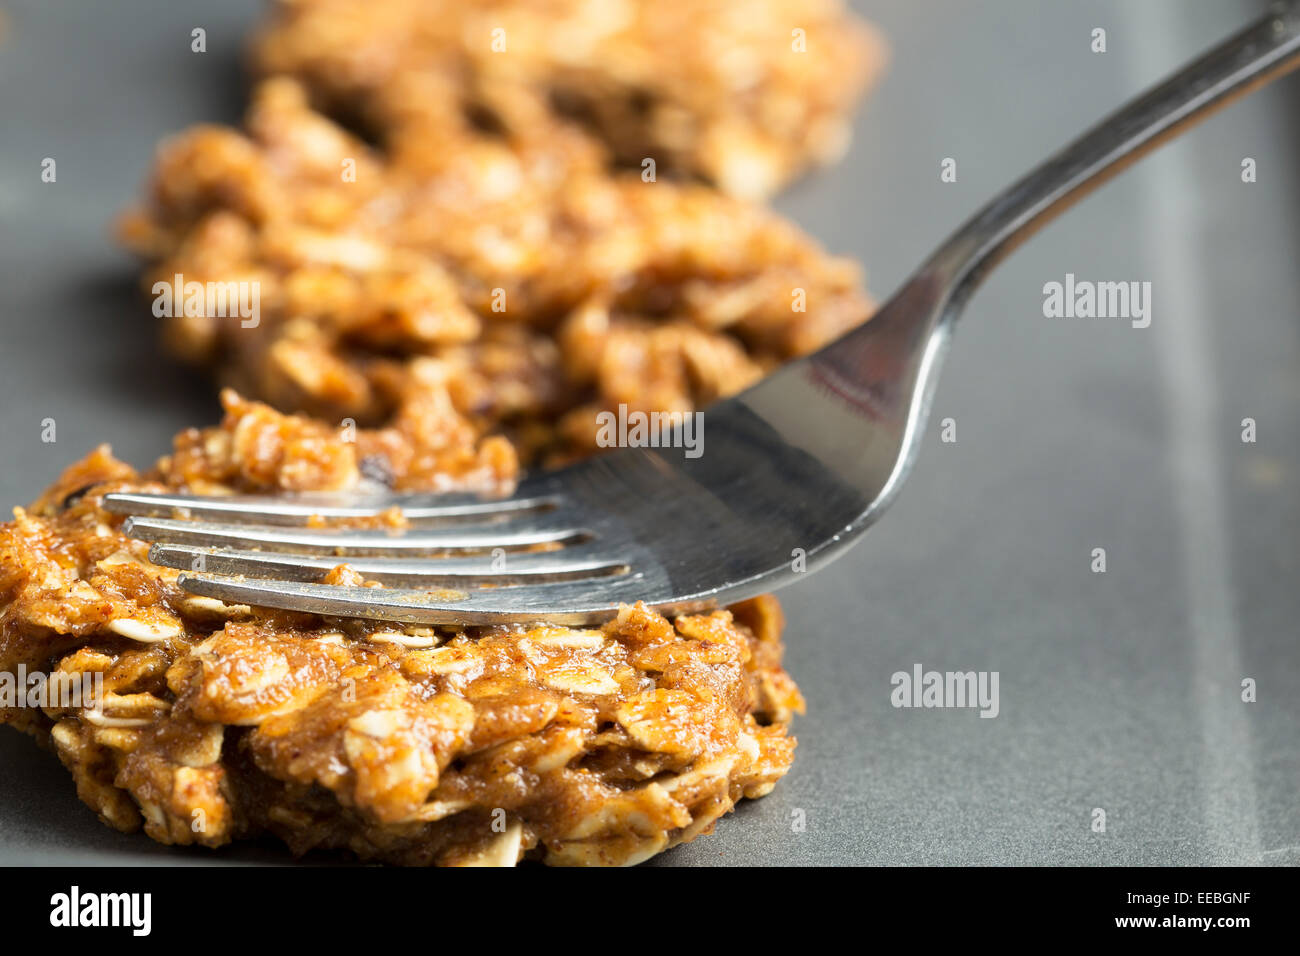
[120,78,873,463]
[250,0,886,199]
[65,0,869,866]
[0,396,803,866]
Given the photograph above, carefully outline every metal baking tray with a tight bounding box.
[0,0,1295,865]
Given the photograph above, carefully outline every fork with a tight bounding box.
[105,3,1300,625]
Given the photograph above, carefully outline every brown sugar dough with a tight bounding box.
[119,78,874,464]
[19,0,887,866]
[250,0,886,199]
[0,396,804,866]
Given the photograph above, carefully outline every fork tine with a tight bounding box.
[177,573,633,625]
[102,491,558,526]
[149,543,628,586]
[122,516,587,554]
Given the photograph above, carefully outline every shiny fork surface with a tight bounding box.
[106,4,1300,625]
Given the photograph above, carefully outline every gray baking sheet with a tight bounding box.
[0,0,1295,865]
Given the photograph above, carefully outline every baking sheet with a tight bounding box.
[0,0,1296,865]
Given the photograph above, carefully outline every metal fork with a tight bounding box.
[105,4,1300,625]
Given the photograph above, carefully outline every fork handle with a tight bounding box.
[933,0,1300,305]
